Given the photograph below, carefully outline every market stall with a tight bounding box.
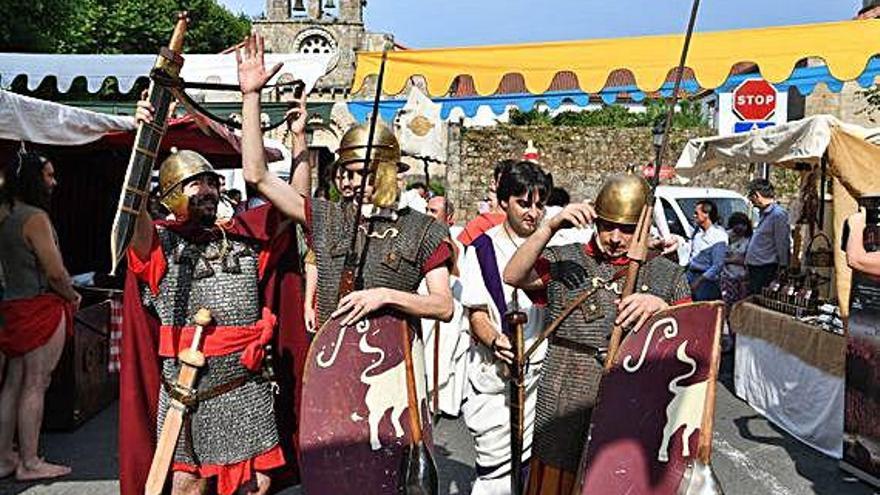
[730,299,845,457]
[676,115,880,470]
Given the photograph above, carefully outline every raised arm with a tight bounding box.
[504,202,596,289]
[238,33,307,224]
[131,99,158,260]
[285,89,311,196]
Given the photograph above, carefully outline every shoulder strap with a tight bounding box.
[471,234,509,334]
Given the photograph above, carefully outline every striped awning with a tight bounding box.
[353,19,880,96]
[0,52,333,94]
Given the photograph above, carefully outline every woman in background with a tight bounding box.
[720,212,753,350]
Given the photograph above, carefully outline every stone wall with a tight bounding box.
[805,81,878,128]
[446,125,720,219]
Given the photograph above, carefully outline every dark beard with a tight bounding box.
[187,194,218,227]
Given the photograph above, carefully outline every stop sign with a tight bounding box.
[733,79,777,121]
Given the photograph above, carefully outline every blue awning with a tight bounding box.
[347,58,880,123]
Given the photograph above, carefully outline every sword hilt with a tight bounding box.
[179,308,211,368]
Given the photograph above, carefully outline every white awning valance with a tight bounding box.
[0,52,333,93]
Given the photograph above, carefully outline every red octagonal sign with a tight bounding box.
[733,79,778,121]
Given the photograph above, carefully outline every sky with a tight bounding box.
[217,0,863,48]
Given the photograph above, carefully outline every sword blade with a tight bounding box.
[110,12,187,274]
[110,82,174,274]
[144,365,198,495]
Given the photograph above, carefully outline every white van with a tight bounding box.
[653,186,753,265]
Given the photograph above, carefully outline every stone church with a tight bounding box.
[254,0,391,100]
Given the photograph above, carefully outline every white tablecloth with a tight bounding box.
[735,334,844,458]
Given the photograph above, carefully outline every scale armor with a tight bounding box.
[533,243,689,472]
[311,198,449,329]
[141,227,279,466]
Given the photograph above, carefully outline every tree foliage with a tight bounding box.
[0,0,250,54]
[858,85,880,123]
[508,99,708,129]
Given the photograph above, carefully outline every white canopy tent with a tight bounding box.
[0,89,136,145]
[0,52,333,94]
[676,115,880,313]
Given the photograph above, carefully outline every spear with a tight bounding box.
[604,0,702,370]
[109,13,188,274]
[339,47,439,495]
[505,293,528,495]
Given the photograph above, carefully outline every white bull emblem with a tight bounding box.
[358,323,427,451]
[657,341,708,463]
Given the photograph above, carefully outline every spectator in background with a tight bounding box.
[407,181,429,199]
[218,186,241,220]
[0,151,79,481]
[459,159,515,246]
[745,179,791,294]
[398,178,427,213]
[720,212,753,351]
[226,188,242,207]
[547,187,570,208]
[422,195,469,417]
[720,212,753,308]
[687,200,727,301]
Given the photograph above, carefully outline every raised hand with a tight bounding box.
[236,33,283,95]
[549,201,597,231]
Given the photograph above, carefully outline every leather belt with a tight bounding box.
[162,374,258,408]
[550,335,608,364]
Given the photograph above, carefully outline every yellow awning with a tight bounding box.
[354,19,880,96]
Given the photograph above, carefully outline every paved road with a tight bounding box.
[1,355,876,495]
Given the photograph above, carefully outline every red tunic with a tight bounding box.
[457,212,505,247]
[118,205,308,495]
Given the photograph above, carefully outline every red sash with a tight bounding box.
[157,308,276,372]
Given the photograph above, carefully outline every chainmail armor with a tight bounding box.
[156,353,279,465]
[533,244,689,472]
[141,226,279,467]
[141,227,261,327]
[311,198,449,328]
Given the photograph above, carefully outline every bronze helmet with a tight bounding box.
[158,148,220,219]
[336,121,409,172]
[594,174,650,225]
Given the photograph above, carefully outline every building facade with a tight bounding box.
[255,0,391,100]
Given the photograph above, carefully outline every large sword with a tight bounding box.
[144,307,212,495]
[110,13,188,274]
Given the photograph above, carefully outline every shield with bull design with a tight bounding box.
[299,313,433,494]
[578,302,724,495]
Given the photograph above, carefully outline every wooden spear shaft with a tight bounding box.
[604,0,702,370]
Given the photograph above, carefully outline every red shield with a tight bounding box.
[578,302,723,494]
[299,313,433,494]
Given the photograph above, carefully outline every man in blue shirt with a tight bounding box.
[687,200,728,300]
[745,179,791,295]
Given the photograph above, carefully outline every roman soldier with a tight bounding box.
[237,33,454,493]
[503,174,692,494]
[119,144,307,495]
